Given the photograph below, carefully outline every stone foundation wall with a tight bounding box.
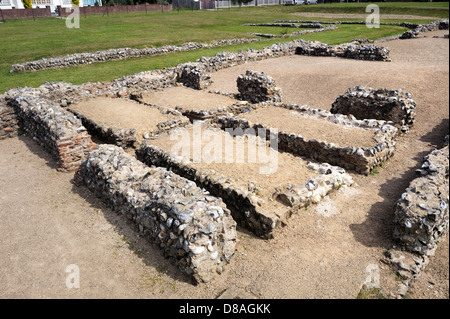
[68,98,190,149]
[176,63,214,90]
[330,86,417,133]
[10,38,262,73]
[0,97,20,140]
[237,70,283,104]
[5,87,96,172]
[296,41,391,62]
[400,19,449,39]
[217,104,398,175]
[75,144,237,283]
[393,141,449,256]
[136,138,354,239]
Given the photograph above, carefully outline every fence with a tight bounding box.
[172,0,290,10]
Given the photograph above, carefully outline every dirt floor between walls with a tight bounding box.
[235,105,377,147]
[0,30,448,299]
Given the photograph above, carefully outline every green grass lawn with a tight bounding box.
[0,3,447,93]
[294,1,449,18]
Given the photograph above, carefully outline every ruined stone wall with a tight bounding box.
[0,97,20,140]
[75,144,237,284]
[237,70,283,104]
[393,141,449,256]
[330,85,417,133]
[5,87,96,172]
[296,41,391,62]
[217,104,398,175]
[400,19,449,39]
[10,38,262,73]
[136,138,354,239]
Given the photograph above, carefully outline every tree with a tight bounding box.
[21,0,32,8]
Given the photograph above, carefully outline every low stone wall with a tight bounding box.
[0,97,20,140]
[136,138,354,239]
[245,23,324,29]
[400,19,449,39]
[217,104,398,175]
[249,25,338,39]
[393,141,449,256]
[5,86,96,172]
[296,41,391,62]
[75,144,236,283]
[330,85,417,133]
[68,99,190,149]
[276,20,421,29]
[10,38,262,73]
[237,70,282,104]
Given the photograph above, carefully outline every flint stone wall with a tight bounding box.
[237,70,282,104]
[393,142,449,256]
[400,19,449,39]
[330,86,417,133]
[176,63,214,90]
[296,41,391,62]
[75,144,237,283]
[217,104,398,175]
[10,38,262,73]
[68,99,190,149]
[136,138,354,239]
[0,97,20,140]
[5,87,96,172]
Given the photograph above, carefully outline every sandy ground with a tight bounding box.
[148,125,316,212]
[69,97,185,145]
[0,31,448,299]
[141,86,238,111]
[237,105,376,147]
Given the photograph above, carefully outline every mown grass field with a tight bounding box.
[0,3,448,93]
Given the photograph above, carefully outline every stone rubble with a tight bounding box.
[75,144,237,284]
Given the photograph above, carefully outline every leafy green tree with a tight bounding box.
[22,0,32,9]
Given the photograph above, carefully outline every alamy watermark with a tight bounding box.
[364,264,380,289]
[65,5,80,29]
[366,4,380,29]
[65,264,80,288]
[168,121,279,175]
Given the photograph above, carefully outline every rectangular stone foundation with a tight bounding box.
[136,124,354,239]
[137,86,250,120]
[218,104,398,175]
[68,97,190,148]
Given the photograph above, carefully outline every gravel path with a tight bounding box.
[0,30,448,299]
